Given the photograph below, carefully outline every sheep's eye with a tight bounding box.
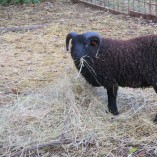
[90,41,97,47]
[83,42,87,46]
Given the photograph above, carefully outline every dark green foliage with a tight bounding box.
[0,0,10,5]
[32,0,40,4]
[0,0,40,5]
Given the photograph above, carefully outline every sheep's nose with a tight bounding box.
[73,47,84,59]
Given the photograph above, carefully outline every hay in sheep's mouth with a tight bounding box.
[76,56,101,85]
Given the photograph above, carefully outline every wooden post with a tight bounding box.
[155,0,157,16]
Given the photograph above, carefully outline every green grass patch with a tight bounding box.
[0,0,40,5]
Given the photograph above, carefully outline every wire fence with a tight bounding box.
[75,0,157,21]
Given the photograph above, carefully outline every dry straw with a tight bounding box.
[1,64,157,156]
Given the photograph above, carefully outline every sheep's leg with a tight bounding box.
[106,86,119,115]
[153,84,157,93]
[152,85,157,123]
[153,114,157,123]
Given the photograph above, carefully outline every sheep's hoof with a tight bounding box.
[153,114,157,124]
[113,111,119,115]
[109,110,119,115]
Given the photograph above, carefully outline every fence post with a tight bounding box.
[70,0,79,3]
[155,0,157,16]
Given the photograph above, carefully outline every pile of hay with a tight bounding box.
[1,66,157,156]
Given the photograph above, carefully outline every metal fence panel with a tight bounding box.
[76,0,157,21]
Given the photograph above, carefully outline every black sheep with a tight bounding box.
[66,32,157,122]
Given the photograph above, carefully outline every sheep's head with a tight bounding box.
[66,32,102,60]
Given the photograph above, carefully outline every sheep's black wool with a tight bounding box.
[66,32,157,122]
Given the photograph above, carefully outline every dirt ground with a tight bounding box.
[0,0,157,102]
[1,0,157,104]
[0,0,157,156]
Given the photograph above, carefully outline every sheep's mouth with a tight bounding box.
[74,55,93,68]
[75,56,93,78]
[75,56,100,85]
